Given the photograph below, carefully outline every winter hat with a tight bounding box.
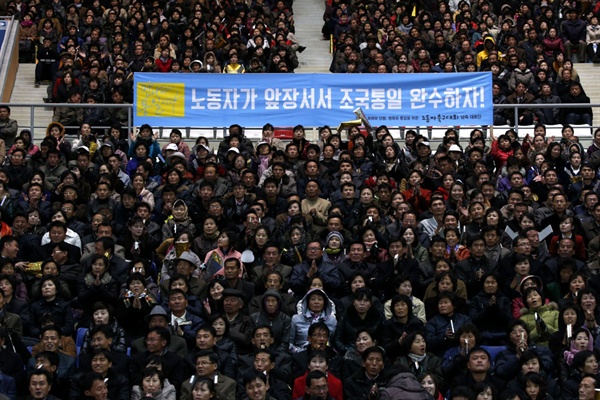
[326,231,344,248]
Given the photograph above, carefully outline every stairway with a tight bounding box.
[293,0,332,73]
[576,63,600,127]
[8,62,54,140]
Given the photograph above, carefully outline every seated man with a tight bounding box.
[78,324,130,377]
[180,350,236,400]
[28,326,76,383]
[70,351,130,400]
[30,351,70,399]
[130,327,184,392]
[130,305,187,358]
[27,369,59,400]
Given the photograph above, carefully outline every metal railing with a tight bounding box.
[1,102,598,143]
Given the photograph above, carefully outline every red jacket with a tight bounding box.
[549,234,586,260]
[402,187,432,214]
[293,371,343,400]
[490,140,514,172]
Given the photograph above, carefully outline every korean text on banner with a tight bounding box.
[133,73,493,127]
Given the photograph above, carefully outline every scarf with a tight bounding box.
[325,248,341,255]
[84,272,112,286]
[408,353,426,363]
[21,20,33,28]
[204,230,220,240]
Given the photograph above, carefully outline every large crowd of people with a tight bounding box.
[0,109,597,400]
[0,0,597,399]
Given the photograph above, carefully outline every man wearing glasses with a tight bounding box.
[289,240,342,298]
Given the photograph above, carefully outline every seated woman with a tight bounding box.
[563,350,600,400]
[123,258,159,299]
[560,327,594,378]
[505,351,560,400]
[468,272,512,345]
[395,331,444,391]
[384,275,426,323]
[131,367,175,400]
[80,301,126,355]
[209,314,238,364]
[192,217,220,263]
[76,255,118,322]
[292,350,343,400]
[511,275,548,320]
[548,215,585,260]
[118,216,155,262]
[424,269,468,319]
[116,272,159,342]
[549,302,584,362]
[29,275,75,337]
[519,287,559,346]
[333,288,385,357]
[495,320,555,382]
[381,294,424,360]
[401,226,429,263]
[339,329,380,380]
[289,288,337,354]
[424,291,472,355]
[338,273,384,316]
[161,199,195,241]
[419,373,444,400]
[441,323,481,382]
[203,231,243,278]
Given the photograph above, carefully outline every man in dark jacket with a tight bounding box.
[130,327,184,391]
[449,347,505,395]
[290,241,342,298]
[343,346,387,400]
[250,291,291,352]
[27,369,61,400]
[561,8,587,62]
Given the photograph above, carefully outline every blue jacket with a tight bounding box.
[289,259,342,298]
[289,289,337,353]
[424,313,472,355]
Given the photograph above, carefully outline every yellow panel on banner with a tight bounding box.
[136,83,185,117]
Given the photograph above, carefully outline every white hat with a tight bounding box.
[166,151,185,164]
[165,143,178,151]
[449,144,463,153]
[228,147,240,154]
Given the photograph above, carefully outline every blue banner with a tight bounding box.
[133,72,493,127]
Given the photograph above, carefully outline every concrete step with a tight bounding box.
[574,63,600,126]
[9,62,54,140]
[293,0,332,73]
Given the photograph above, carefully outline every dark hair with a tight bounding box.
[28,369,52,385]
[82,372,106,392]
[141,367,164,389]
[572,350,597,371]
[243,369,268,386]
[307,321,330,337]
[305,370,327,388]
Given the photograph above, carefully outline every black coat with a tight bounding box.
[343,367,387,400]
[381,315,425,360]
[332,306,385,356]
[29,297,74,337]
